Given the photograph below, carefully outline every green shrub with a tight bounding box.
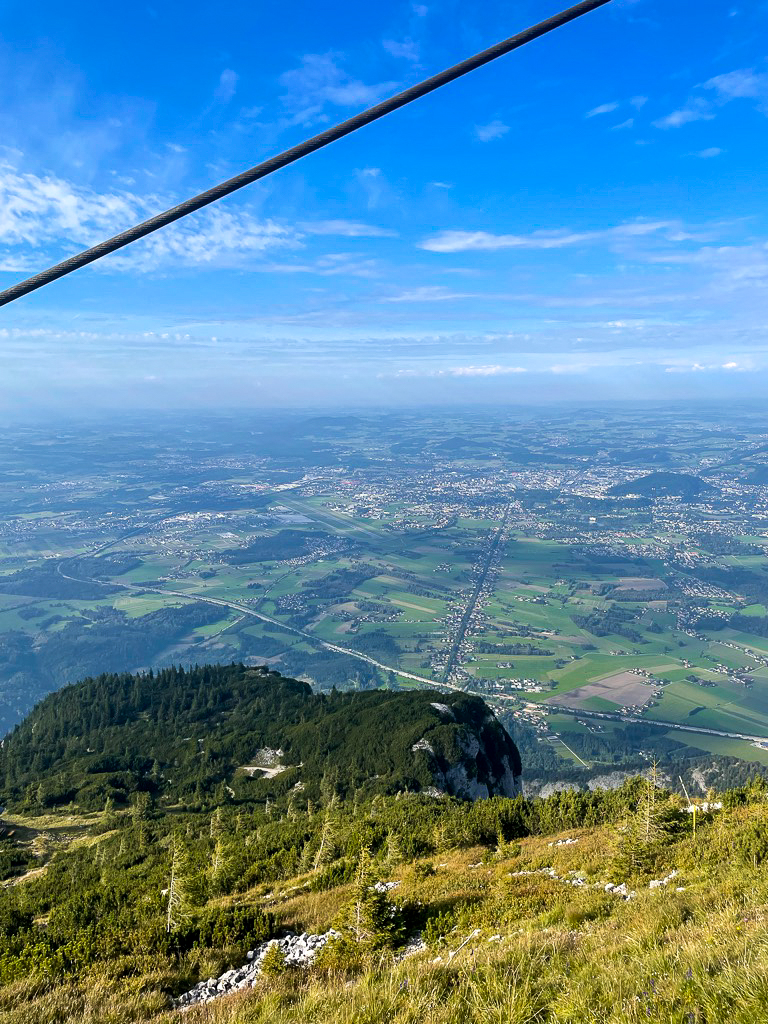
[312,936,366,975]
[259,942,287,977]
[310,859,356,892]
[424,909,457,946]
[196,905,274,950]
[412,862,436,880]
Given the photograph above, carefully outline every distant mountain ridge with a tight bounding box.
[0,665,522,810]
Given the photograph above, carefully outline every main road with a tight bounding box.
[57,518,768,751]
[55,562,457,691]
[541,701,768,746]
[441,506,510,683]
[59,561,768,748]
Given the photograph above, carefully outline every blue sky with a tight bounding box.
[1,0,767,413]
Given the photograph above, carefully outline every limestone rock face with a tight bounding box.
[412,701,522,800]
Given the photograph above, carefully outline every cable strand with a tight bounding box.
[0,0,611,309]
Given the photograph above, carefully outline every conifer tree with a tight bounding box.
[313,810,338,872]
[613,761,666,878]
[386,829,402,866]
[103,796,119,831]
[210,807,224,840]
[165,838,191,933]
[343,848,403,948]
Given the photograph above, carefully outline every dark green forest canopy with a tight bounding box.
[0,665,521,811]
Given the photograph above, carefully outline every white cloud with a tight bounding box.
[419,220,681,253]
[0,162,300,273]
[652,69,768,135]
[110,210,299,272]
[550,363,590,375]
[641,241,768,289]
[394,363,527,377]
[475,120,510,142]
[653,99,715,129]
[630,95,648,109]
[279,54,397,124]
[0,162,147,247]
[355,166,391,210]
[705,69,767,103]
[586,102,620,118]
[214,69,238,104]
[412,4,428,15]
[300,220,396,237]
[444,365,526,376]
[697,147,723,158]
[664,359,750,373]
[383,38,420,62]
[612,118,635,130]
[383,286,475,302]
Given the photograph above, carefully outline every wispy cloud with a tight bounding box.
[654,68,768,132]
[383,38,420,62]
[213,69,238,104]
[443,364,527,376]
[0,161,299,273]
[355,166,391,210]
[474,120,509,142]
[0,162,148,248]
[697,147,723,158]
[705,68,768,108]
[279,54,398,125]
[586,101,620,118]
[419,220,683,253]
[612,118,634,130]
[665,360,750,373]
[383,286,476,302]
[300,220,396,237]
[392,363,528,377]
[653,99,715,129]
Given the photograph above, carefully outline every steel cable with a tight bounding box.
[0,0,612,309]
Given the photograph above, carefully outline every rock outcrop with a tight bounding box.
[175,930,342,1009]
[411,701,522,799]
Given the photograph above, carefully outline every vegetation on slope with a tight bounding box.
[0,665,521,810]
[2,777,768,1022]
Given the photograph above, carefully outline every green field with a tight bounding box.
[3,408,768,776]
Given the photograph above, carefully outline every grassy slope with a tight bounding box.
[6,794,768,1024]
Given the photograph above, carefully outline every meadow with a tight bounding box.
[4,779,768,1024]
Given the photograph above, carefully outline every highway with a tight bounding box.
[56,532,768,750]
[55,562,456,691]
[543,702,768,746]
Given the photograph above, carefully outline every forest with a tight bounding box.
[0,665,521,811]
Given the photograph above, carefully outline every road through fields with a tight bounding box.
[441,507,511,684]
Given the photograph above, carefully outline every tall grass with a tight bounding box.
[8,804,768,1023]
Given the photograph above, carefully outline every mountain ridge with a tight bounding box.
[0,663,522,811]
